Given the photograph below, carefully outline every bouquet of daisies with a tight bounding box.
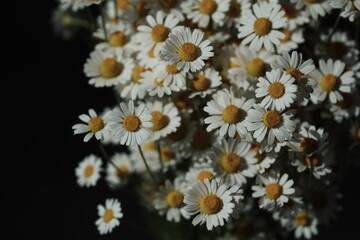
[53,0,360,239]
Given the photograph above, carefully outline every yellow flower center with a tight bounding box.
[150,111,169,131]
[200,195,222,214]
[310,190,328,210]
[221,152,242,173]
[151,24,170,43]
[198,0,218,15]
[109,31,127,47]
[159,0,178,8]
[268,82,285,99]
[102,209,114,223]
[160,147,175,162]
[178,43,199,62]
[192,129,211,150]
[327,41,346,59]
[88,116,104,133]
[294,211,310,226]
[262,111,282,128]
[131,66,145,83]
[147,45,156,58]
[191,74,211,91]
[279,29,291,43]
[320,74,339,92]
[83,165,94,178]
[300,137,319,154]
[305,154,322,167]
[167,122,187,141]
[117,0,129,10]
[123,115,141,132]
[305,0,318,4]
[166,190,184,208]
[286,68,304,84]
[246,58,266,77]
[99,58,123,79]
[253,18,272,37]
[197,170,214,182]
[226,0,241,18]
[116,165,130,179]
[222,105,244,124]
[166,64,179,74]
[281,3,298,19]
[265,183,282,200]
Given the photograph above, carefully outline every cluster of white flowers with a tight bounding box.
[53,0,360,239]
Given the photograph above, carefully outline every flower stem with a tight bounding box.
[327,11,341,43]
[98,2,108,40]
[98,141,119,171]
[138,145,160,185]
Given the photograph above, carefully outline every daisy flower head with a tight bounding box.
[290,0,332,21]
[153,175,190,222]
[75,154,102,188]
[105,152,133,189]
[227,45,274,91]
[136,11,181,57]
[329,91,360,123]
[247,142,277,174]
[330,0,360,21]
[247,104,297,145]
[161,26,214,72]
[59,0,92,11]
[278,1,310,31]
[117,64,148,100]
[276,27,305,53]
[251,171,295,211]
[108,100,153,146]
[283,209,319,239]
[136,45,161,69]
[185,161,216,184]
[270,51,317,101]
[183,178,244,230]
[255,69,298,111]
[72,108,110,142]
[154,62,187,90]
[291,152,332,179]
[237,1,288,52]
[189,67,223,98]
[310,58,355,104]
[105,0,138,22]
[181,0,230,28]
[139,69,180,98]
[222,0,251,28]
[203,88,255,138]
[148,0,185,21]
[93,21,137,55]
[83,49,134,87]
[145,100,181,141]
[95,198,123,235]
[207,138,258,186]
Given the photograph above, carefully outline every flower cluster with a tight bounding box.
[53,0,360,239]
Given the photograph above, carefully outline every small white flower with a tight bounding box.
[75,154,102,188]
[95,198,123,235]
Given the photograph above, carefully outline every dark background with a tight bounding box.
[8,1,360,239]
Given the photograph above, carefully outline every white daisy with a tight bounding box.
[83,49,134,87]
[183,178,244,230]
[75,154,102,188]
[189,67,222,98]
[153,176,190,222]
[136,46,161,69]
[222,0,251,28]
[208,138,258,186]
[276,28,304,53]
[283,209,319,239]
[59,0,89,11]
[329,91,360,123]
[105,152,133,189]
[148,0,185,21]
[227,45,274,91]
[117,64,148,100]
[146,100,181,141]
[140,69,180,98]
[93,21,136,54]
[291,0,332,21]
[291,152,332,179]
[108,100,153,146]
[247,142,277,174]
[95,198,123,235]
[105,0,138,22]
[247,104,296,145]
[237,1,287,51]
[279,1,310,31]
[310,58,355,104]
[185,161,216,184]
[161,26,214,72]
[72,108,110,142]
[181,0,230,28]
[270,51,317,101]
[330,0,360,21]
[252,171,295,211]
[204,89,255,138]
[255,69,298,111]
[154,62,187,90]
[136,11,181,57]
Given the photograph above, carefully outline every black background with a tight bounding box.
[8,1,360,239]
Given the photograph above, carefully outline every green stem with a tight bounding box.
[138,145,160,185]
[327,11,341,44]
[99,141,119,171]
